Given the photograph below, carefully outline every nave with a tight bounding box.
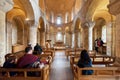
[50,50,73,80]
[0,0,120,80]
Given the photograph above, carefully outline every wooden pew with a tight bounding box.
[43,50,55,59]
[70,55,115,71]
[73,65,120,80]
[0,65,49,80]
[65,48,83,59]
[35,54,53,68]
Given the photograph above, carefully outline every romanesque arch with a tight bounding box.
[92,10,115,55]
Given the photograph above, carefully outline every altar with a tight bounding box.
[53,41,66,49]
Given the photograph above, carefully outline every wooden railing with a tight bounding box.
[0,65,49,80]
[73,65,120,80]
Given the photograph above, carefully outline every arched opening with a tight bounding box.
[12,17,24,45]
[93,18,106,41]
[93,17,106,53]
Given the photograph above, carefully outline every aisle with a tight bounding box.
[50,50,73,80]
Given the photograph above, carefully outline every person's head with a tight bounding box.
[36,43,39,46]
[25,46,33,54]
[80,50,91,62]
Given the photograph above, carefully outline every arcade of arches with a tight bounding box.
[0,0,120,79]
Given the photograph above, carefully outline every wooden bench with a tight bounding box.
[43,50,55,59]
[34,54,53,68]
[70,56,115,71]
[0,65,49,80]
[73,65,120,80]
[65,48,83,59]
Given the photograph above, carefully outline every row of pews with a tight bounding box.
[0,48,55,80]
[66,48,120,80]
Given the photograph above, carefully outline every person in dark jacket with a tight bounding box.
[77,50,93,75]
[33,43,43,54]
[3,54,17,76]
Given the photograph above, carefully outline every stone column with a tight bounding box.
[29,26,37,48]
[88,22,95,50]
[6,21,12,53]
[0,0,13,66]
[82,26,89,50]
[74,30,79,48]
[71,33,74,48]
[111,21,116,56]
[106,23,112,56]
[108,0,120,57]
[46,25,50,40]
[40,31,45,47]
[115,14,120,57]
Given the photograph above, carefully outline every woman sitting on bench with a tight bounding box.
[77,50,93,75]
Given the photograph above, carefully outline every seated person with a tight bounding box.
[33,43,43,54]
[77,50,93,75]
[17,46,42,76]
[3,53,17,76]
[17,46,40,68]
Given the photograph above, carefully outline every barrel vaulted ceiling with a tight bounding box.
[6,0,111,27]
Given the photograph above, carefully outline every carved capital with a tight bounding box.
[108,0,120,15]
[0,0,13,12]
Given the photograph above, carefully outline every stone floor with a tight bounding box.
[50,50,73,80]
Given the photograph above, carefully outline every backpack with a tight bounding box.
[97,40,101,47]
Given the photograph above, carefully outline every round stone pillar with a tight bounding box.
[0,0,13,66]
[82,26,89,50]
[29,26,37,48]
[108,0,120,57]
[88,22,95,50]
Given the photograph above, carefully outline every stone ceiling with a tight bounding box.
[44,0,75,14]
[39,0,82,25]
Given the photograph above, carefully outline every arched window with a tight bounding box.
[56,32,62,41]
[56,16,62,25]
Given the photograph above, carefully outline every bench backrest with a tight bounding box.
[43,50,55,58]
[70,56,115,70]
[73,65,120,80]
[70,56,115,65]
[0,65,49,80]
